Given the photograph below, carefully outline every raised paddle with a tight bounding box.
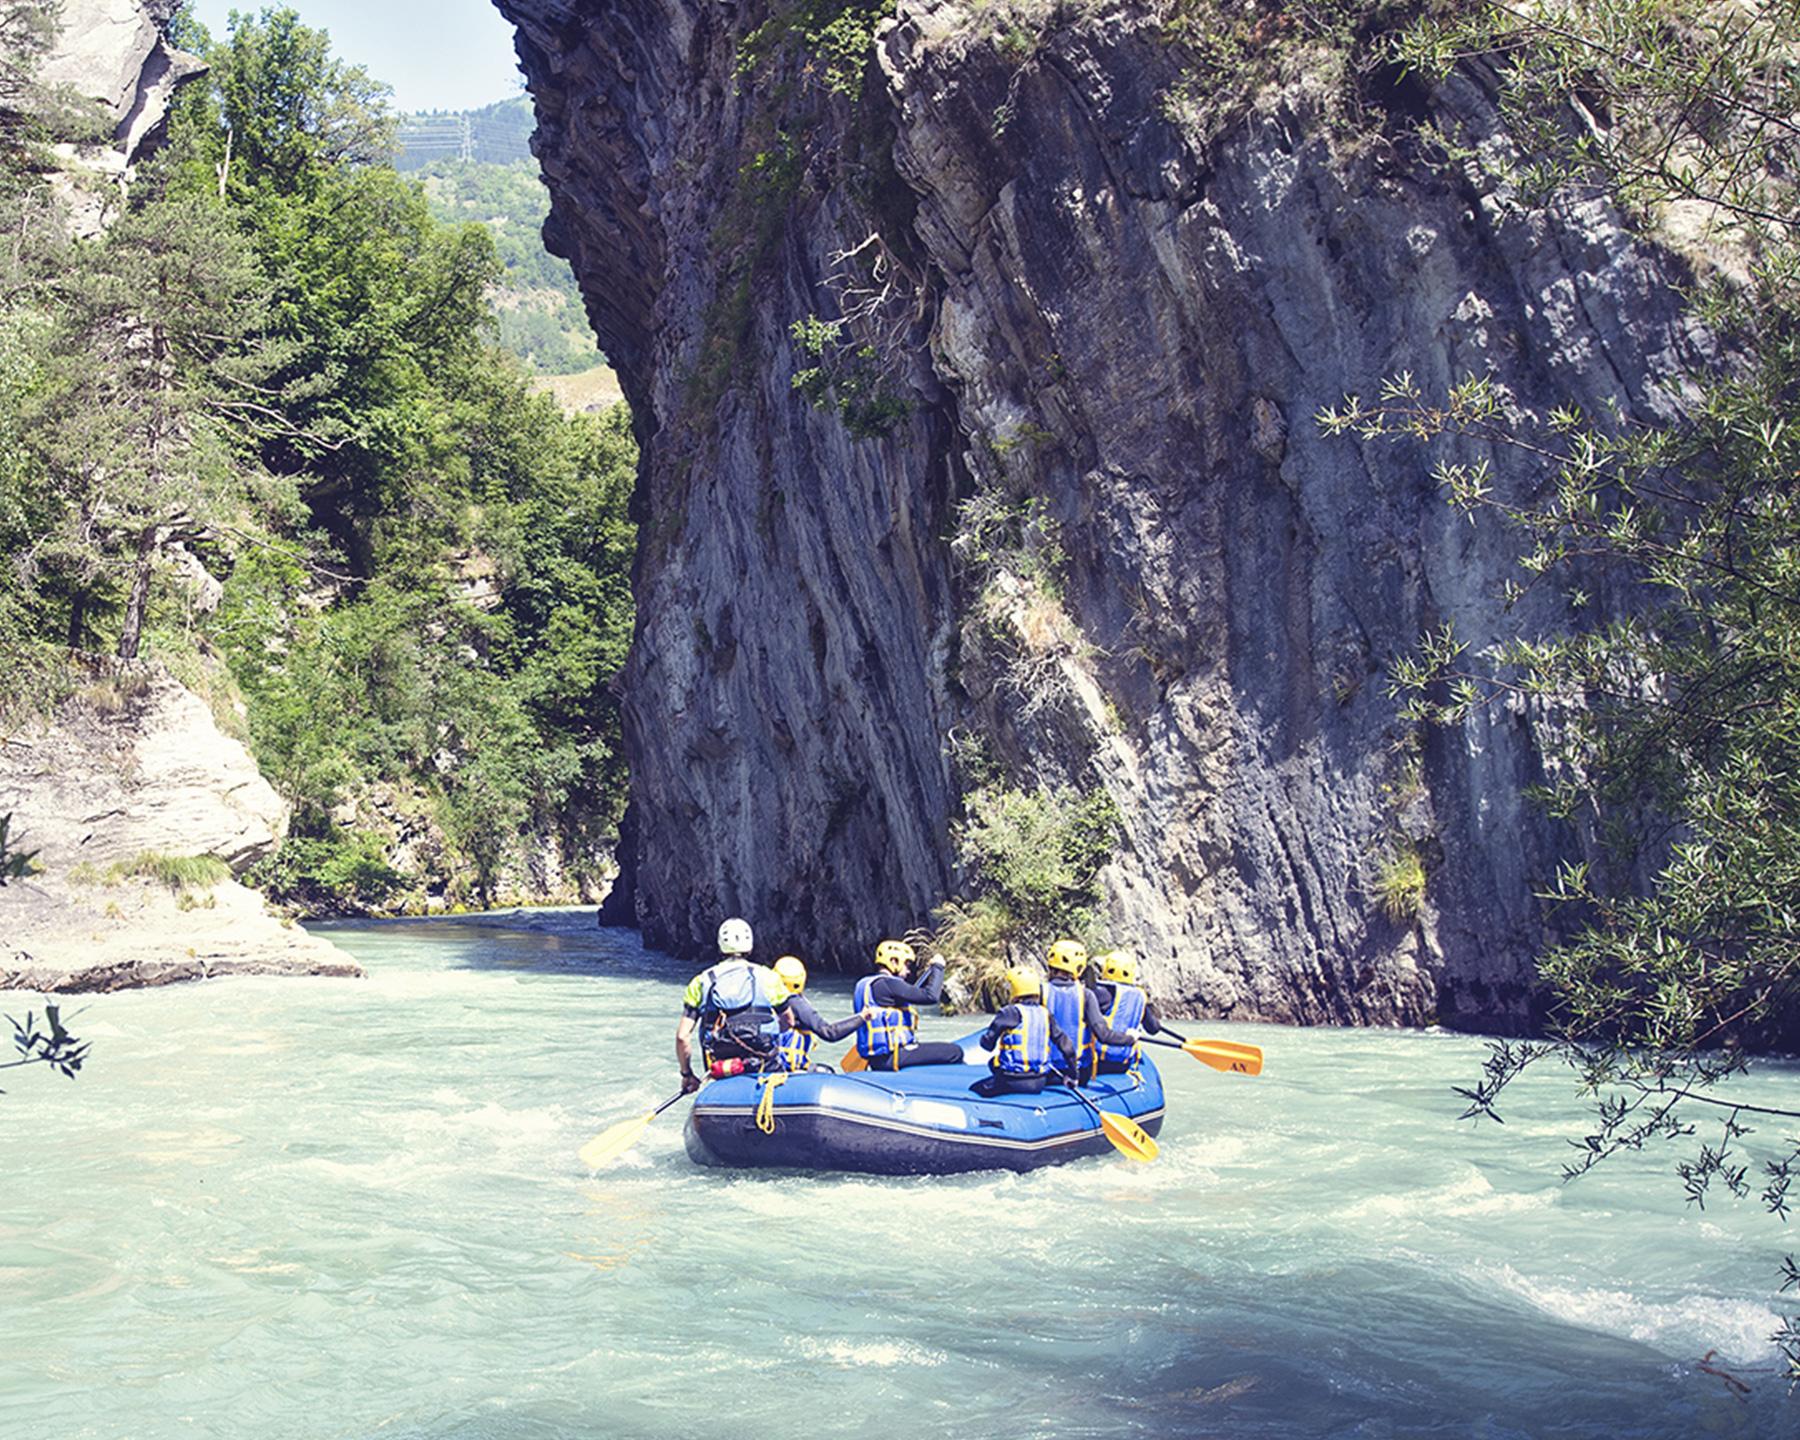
[1054,1075,1160,1163]
[1142,1033,1264,1076]
[578,1088,690,1170]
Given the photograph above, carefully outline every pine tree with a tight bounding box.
[24,196,276,658]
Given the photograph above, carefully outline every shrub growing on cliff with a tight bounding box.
[109,852,232,894]
[1324,0,1800,1373]
[736,0,897,103]
[934,782,1120,1006]
[1373,841,1426,922]
[789,314,911,439]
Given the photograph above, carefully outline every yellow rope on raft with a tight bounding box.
[754,1072,788,1134]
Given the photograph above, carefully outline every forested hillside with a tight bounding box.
[415,154,602,375]
[0,5,635,913]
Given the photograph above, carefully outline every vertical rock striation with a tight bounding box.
[497,0,1702,1029]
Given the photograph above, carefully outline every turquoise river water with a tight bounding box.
[3,912,1796,1438]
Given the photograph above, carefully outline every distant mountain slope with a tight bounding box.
[399,100,599,375]
[395,97,535,170]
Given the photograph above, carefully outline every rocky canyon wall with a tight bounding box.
[497,0,1703,1029]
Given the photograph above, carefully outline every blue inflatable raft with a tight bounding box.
[684,1033,1166,1175]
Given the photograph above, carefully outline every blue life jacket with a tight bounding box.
[1046,979,1086,1071]
[853,974,917,1059]
[773,1026,818,1073]
[1094,984,1146,1067]
[701,960,780,1060]
[995,1003,1053,1076]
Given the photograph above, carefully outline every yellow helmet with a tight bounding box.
[1006,966,1044,1002]
[773,955,807,996]
[1046,939,1088,976]
[1099,950,1139,986]
[873,939,915,974]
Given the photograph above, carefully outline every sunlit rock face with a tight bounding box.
[38,0,203,159]
[496,0,1702,1030]
[31,0,204,232]
[0,669,361,991]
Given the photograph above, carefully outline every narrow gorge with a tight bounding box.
[496,0,1703,1029]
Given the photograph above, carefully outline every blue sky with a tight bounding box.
[184,1,525,113]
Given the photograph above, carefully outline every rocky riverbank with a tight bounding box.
[0,665,361,994]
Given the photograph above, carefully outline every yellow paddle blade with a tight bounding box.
[840,1047,868,1073]
[578,1110,655,1170]
[1185,1039,1263,1076]
[1100,1111,1159,1163]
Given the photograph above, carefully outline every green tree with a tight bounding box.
[1323,0,1800,1372]
[201,5,394,198]
[1,4,636,912]
[22,196,274,658]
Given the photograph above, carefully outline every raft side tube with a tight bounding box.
[684,1036,1167,1176]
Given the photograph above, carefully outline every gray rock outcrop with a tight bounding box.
[0,666,361,992]
[497,0,1702,1029]
[38,0,203,164]
[30,0,204,233]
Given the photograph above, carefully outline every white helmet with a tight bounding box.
[717,917,753,955]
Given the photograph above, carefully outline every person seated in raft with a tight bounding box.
[972,966,1077,1097]
[767,955,867,1072]
[1044,939,1140,1085]
[852,939,965,1071]
[675,917,791,1092]
[1087,949,1164,1076]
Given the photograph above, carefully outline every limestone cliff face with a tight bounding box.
[0,668,360,992]
[38,0,202,164]
[497,0,1701,1028]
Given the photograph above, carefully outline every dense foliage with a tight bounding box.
[0,4,635,911]
[1322,0,1800,1373]
[932,782,1120,1010]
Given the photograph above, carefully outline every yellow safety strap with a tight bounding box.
[755,1072,788,1135]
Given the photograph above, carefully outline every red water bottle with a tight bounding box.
[708,1058,746,1079]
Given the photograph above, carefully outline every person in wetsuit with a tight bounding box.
[675,917,791,1092]
[767,955,866,1072]
[1044,939,1140,1084]
[851,939,964,1070]
[1088,950,1165,1076]
[973,966,1077,1097]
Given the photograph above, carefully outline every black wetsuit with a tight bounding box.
[785,992,863,1044]
[861,961,964,1069]
[971,1003,1077,1097]
[1089,981,1165,1074]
